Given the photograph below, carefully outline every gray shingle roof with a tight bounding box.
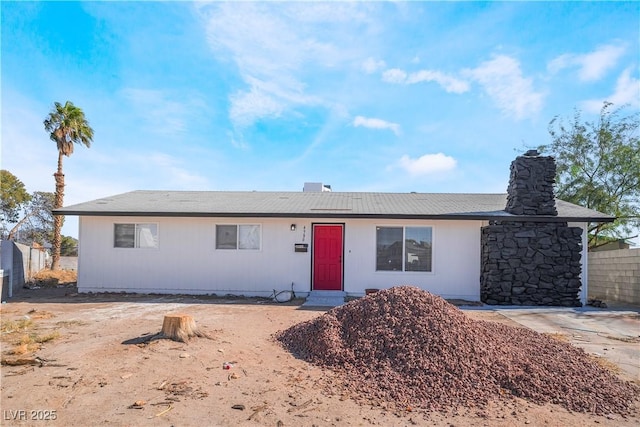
[54,190,614,222]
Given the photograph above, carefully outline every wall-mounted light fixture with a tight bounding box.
[290,224,297,231]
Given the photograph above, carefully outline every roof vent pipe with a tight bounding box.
[303,182,332,192]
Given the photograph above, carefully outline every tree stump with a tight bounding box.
[159,314,210,343]
[121,314,213,345]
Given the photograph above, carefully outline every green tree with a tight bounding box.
[539,102,640,248]
[8,191,55,245]
[1,170,31,237]
[44,101,94,270]
[60,235,78,256]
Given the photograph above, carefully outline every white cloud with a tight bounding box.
[147,152,209,189]
[353,116,400,135]
[582,67,640,113]
[197,2,369,128]
[362,57,386,74]
[465,55,544,119]
[382,68,469,94]
[382,68,408,84]
[548,43,626,82]
[397,153,457,176]
[121,88,205,135]
[608,67,640,107]
[405,70,470,94]
[229,87,285,127]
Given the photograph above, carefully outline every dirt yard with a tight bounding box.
[1,287,638,427]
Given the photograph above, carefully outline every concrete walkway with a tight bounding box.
[489,307,640,382]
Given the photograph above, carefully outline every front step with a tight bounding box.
[303,290,347,307]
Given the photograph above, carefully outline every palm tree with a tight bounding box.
[44,101,94,270]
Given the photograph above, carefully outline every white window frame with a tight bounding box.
[114,223,159,249]
[215,224,262,251]
[375,225,433,272]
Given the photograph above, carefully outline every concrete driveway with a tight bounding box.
[484,306,640,382]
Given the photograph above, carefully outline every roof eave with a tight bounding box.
[52,210,616,223]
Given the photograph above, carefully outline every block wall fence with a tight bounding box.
[588,248,640,305]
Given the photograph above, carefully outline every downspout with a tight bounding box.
[580,223,588,306]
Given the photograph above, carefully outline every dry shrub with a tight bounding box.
[32,331,60,344]
[56,320,86,327]
[10,342,33,355]
[27,309,55,320]
[2,315,60,356]
[31,269,77,286]
[1,318,33,333]
[15,331,59,348]
[543,332,570,342]
[590,355,622,375]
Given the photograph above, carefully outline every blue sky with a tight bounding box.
[2,1,639,240]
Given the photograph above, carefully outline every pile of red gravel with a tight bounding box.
[276,286,638,415]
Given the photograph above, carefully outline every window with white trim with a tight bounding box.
[114,223,158,248]
[216,224,261,250]
[376,226,432,272]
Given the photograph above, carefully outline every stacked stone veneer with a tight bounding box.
[505,153,557,216]
[480,151,584,306]
[481,222,583,306]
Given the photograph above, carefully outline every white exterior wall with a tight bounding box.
[77,216,482,300]
[78,216,313,296]
[569,222,588,306]
[343,219,481,300]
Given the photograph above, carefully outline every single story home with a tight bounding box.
[56,153,612,305]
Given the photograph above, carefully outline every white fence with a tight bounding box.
[588,248,640,305]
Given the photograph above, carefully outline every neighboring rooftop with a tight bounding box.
[54,190,614,223]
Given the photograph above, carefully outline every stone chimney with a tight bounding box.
[505,150,557,216]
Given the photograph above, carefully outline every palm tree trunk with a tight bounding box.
[51,152,65,270]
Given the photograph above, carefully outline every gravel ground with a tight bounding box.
[277,286,639,416]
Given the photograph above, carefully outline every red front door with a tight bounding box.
[312,225,343,290]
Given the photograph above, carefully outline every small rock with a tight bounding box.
[179,353,190,358]
[128,400,145,409]
[120,373,133,379]
[231,404,245,410]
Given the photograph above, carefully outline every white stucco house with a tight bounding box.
[55,184,612,304]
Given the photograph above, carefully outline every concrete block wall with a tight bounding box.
[588,248,640,305]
